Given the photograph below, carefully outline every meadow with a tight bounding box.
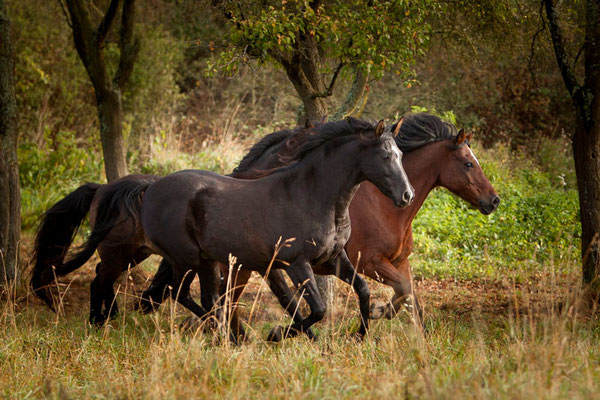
[1,129,596,399]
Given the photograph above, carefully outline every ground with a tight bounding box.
[2,252,598,399]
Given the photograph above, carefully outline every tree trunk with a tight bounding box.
[283,63,327,123]
[573,119,600,284]
[64,0,137,182]
[0,0,19,285]
[579,0,600,285]
[545,0,600,287]
[97,88,128,182]
[332,68,369,120]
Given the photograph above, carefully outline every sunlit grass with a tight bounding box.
[1,260,599,399]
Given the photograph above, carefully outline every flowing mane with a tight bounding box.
[233,129,294,174]
[395,113,459,152]
[281,117,378,164]
[233,117,379,175]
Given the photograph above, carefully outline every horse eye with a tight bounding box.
[465,162,473,169]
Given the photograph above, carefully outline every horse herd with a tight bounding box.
[30,113,500,342]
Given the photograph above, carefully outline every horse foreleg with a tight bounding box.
[320,251,371,338]
[267,260,325,342]
[367,256,423,328]
[264,269,317,341]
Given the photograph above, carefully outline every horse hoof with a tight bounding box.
[349,331,366,342]
[135,298,157,314]
[304,328,318,341]
[89,315,106,327]
[180,316,201,332]
[267,325,284,342]
[369,302,386,319]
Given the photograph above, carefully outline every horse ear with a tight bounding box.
[455,128,466,145]
[391,116,404,137]
[375,120,385,137]
[466,132,473,142]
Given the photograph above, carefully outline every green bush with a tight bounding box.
[18,131,103,230]
[411,144,580,280]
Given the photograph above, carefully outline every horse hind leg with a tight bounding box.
[89,248,136,325]
[136,259,174,314]
[217,266,252,342]
[169,266,210,323]
[89,261,123,325]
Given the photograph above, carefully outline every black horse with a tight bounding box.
[31,118,413,339]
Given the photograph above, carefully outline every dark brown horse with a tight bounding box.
[142,113,499,336]
[31,118,413,340]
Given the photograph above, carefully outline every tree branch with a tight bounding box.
[527,0,546,86]
[312,62,344,98]
[56,0,72,29]
[543,0,583,108]
[332,67,369,120]
[64,0,96,70]
[97,0,121,45]
[113,0,139,90]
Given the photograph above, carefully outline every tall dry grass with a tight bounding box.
[1,257,599,399]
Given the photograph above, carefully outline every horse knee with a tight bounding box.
[355,279,370,300]
[311,302,327,321]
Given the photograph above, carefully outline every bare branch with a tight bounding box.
[312,62,344,99]
[113,0,139,90]
[543,0,583,107]
[527,0,546,86]
[56,0,73,29]
[97,0,121,45]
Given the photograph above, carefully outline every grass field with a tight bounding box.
[1,133,595,399]
[1,261,598,399]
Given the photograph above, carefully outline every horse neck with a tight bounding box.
[398,142,446,223]
[277,140,363,217]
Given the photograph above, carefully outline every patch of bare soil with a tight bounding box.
[13,261,594,325]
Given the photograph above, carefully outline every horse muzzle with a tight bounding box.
[479,195,500,215]
[394,187,415,208]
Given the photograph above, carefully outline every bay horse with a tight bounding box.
[142,113,499,336]
[31,118,414,340]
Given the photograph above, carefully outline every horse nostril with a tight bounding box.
[403,190,413,204]
[492,196,500,207]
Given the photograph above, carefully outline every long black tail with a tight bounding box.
[31,183,101,308]
[31,177,156,310]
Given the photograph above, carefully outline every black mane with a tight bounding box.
[233,129,293,174]
[395,113,458,152]
[233,117,378,174]
[283,117,378,163]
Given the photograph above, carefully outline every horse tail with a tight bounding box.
[61,177,156,276]
[30,183,101,309]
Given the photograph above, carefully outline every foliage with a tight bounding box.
[18,131,103,230]
[209,0,431,79]
[412,143,580,280]
[362,0,575,147]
